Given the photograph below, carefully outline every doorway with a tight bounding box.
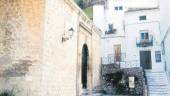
[81,44,89,89]
[140,51,152,69]
[114,44,121,62]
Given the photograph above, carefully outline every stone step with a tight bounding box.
[146,77,167,79]
[146,75,167,78]
[147,83,168,86]
[147,77,167,80]
[149,91,170,94]
[147,80,168,84]
[149,90,170,94]
[149,86,170,92]
[146,73,167,76]
[147,79,168,85]
[145,71,170,95]
[149,86,170,94]
[146,75,166,77]
[146,75,167,77]
[147,79,168,81]
[147,78,168,82]
[150,93,170,96]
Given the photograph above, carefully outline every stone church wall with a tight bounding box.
[0,0,101,96]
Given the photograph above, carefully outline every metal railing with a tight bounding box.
[121,60,139,68]
[102,53,140,68]
[102,53,126,64]
[136,35,153,47]
[142,68,149,96]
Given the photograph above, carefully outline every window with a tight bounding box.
[115,6,123,10]
[108,24,113,32]
[155,51,161,62]
[140,32,149,39]
[119,6,123,10]
[115,7,118,10]
[139,15,146,21]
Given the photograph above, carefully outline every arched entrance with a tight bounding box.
[81,44,89,89]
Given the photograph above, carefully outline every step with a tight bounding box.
[146,74,167,77]
[146,74,167,78]
[147,79,168,85]
[145,71,170,95]
[149,86,170,92]
[147,82,168,85]
[149,91,170,94]
[149,86,170,94]
[147,78,167,81]
[150,93,170,96]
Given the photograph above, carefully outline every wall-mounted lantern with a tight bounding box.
[62,27,74,42]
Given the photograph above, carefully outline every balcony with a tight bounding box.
[102,53,126,65]
[136,35,153,47]
[105,24,117,35]
[102,53,140,68]
[105,29,117,34]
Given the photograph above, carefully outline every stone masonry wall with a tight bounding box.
[42,0,101,95]
[42,0,78,95]
[0,0,101,96]
[0,0,44,96]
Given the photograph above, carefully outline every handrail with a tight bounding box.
[142,69,149,96]
[161,27,170,44]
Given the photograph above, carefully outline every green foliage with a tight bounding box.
[74,0,93,19]
[83,7,93,19]
[0,90,15,96]
[115,82,127,94]
[105,71,123,86]
[104,71,129,95]
[76,0,85,9]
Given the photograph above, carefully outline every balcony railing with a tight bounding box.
[136,36,153,47]
[105,29,117,34]
[102,53,125,65]
[102,53,140,68]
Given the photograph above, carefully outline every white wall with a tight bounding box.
[99,0,126,65]
[125,0,158,8]
[125,9,160,25]
[106,0,125,36]
[101,37,125,56]
[159,0,170,75]
[93,0,126,61]
[93,0,164,70]
[125,9,164,71]
[93,5,105,32]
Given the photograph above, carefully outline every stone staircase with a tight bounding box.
[145,71,170,96]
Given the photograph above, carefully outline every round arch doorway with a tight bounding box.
[81,44,89,89]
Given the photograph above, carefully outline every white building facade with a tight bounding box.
[93,0,126,67]
[93,0,170,95]
[159,0,170,79]
[93,0,164,71]
[124,8,164,71]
